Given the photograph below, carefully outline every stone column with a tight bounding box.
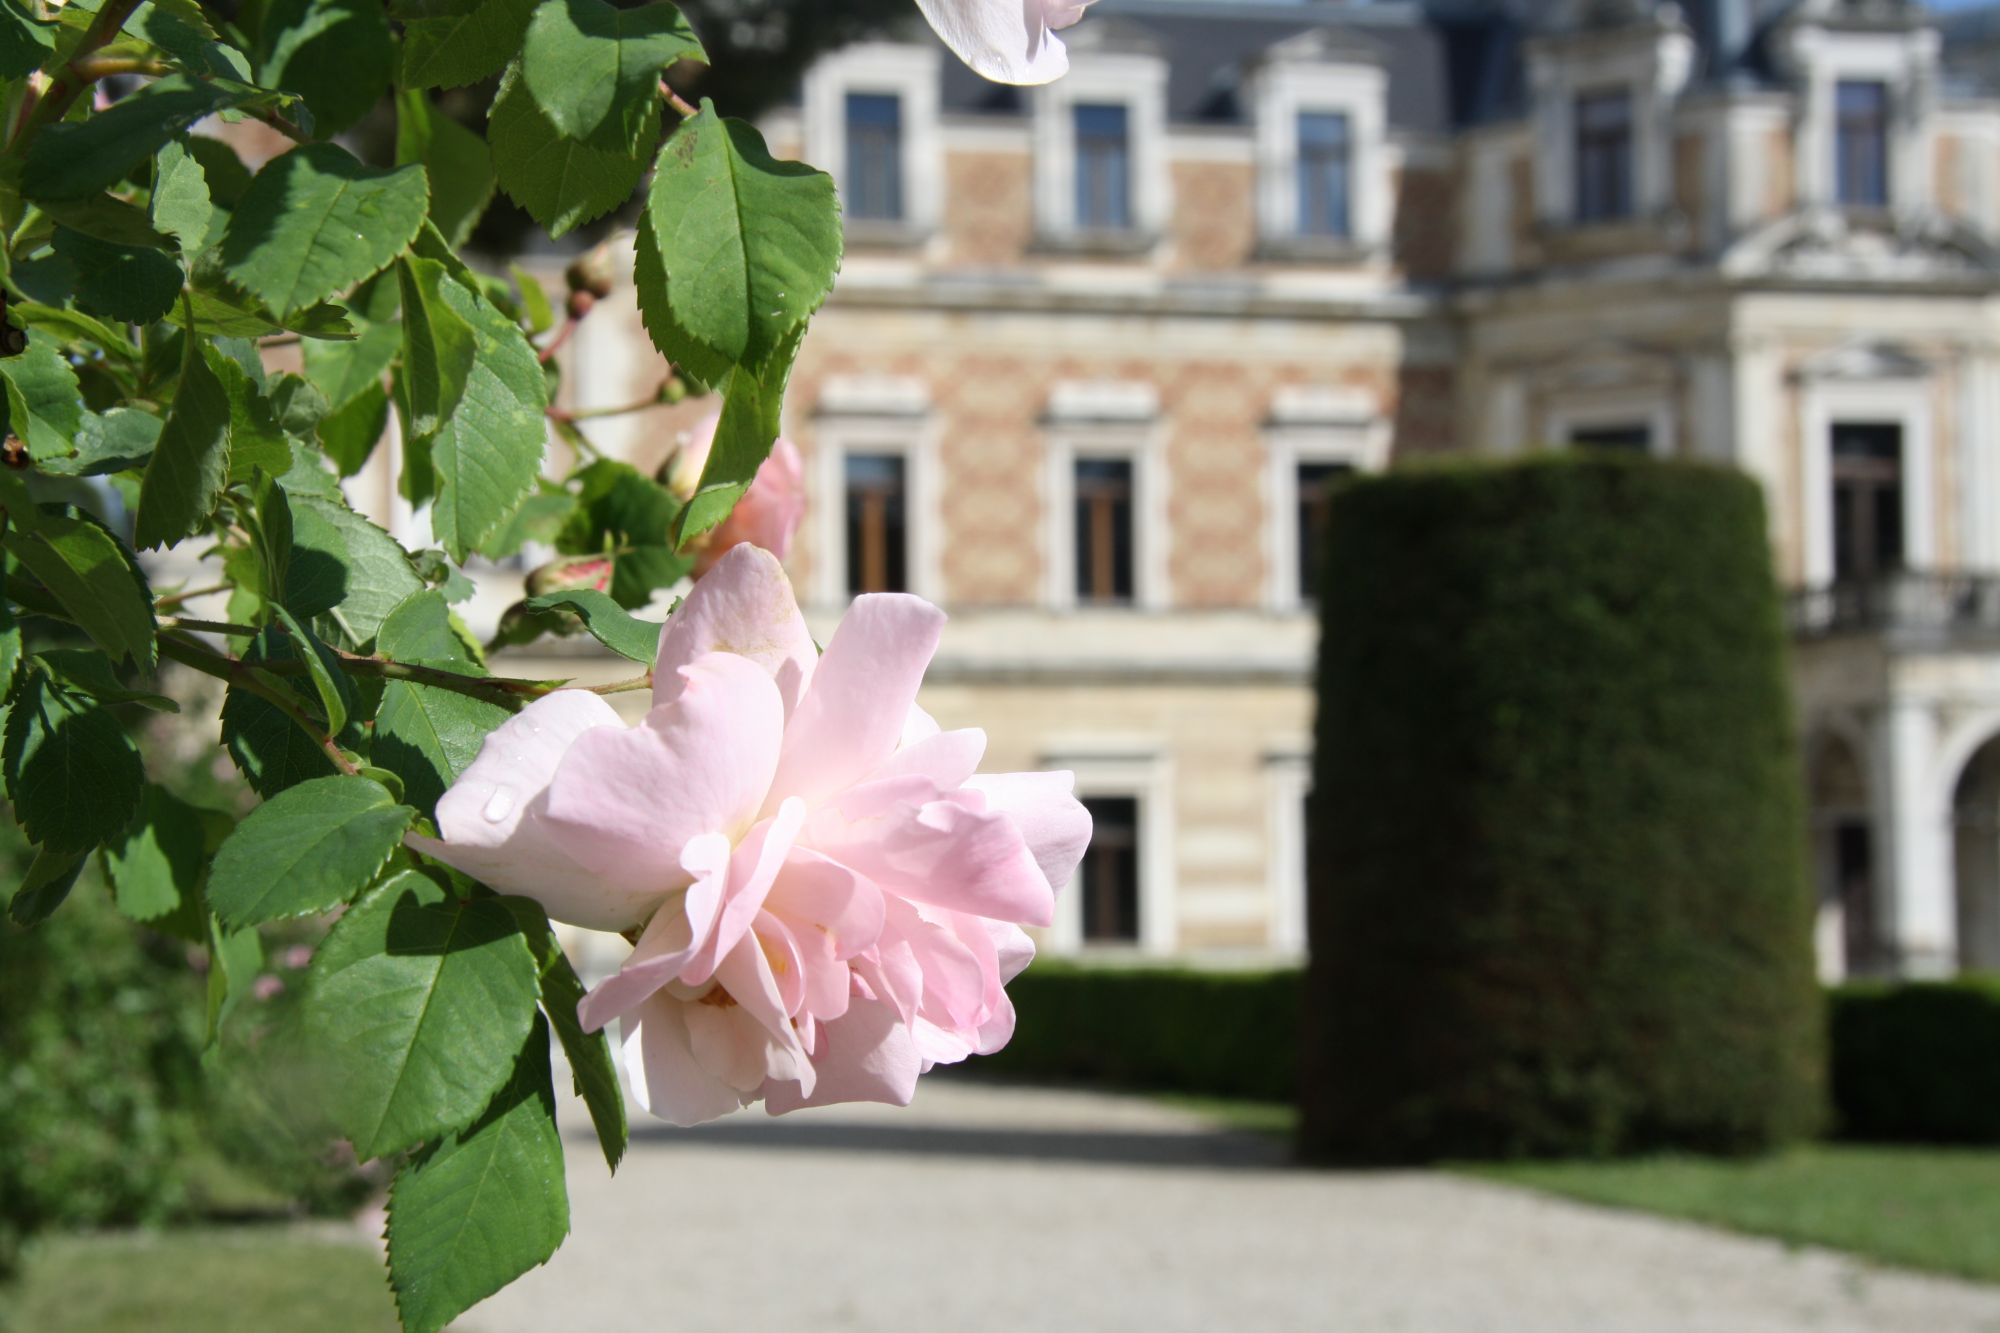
[1874,700,1957,977]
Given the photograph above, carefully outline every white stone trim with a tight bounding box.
[1545,391,1677,458]
[1041,744,1177,956]
[1043,419,1169,612]
[1031,51,1170,241]
[1248,58,1388,250]
[1262,404,1391,611]
[802,42,943,235]
[807,410,942,609]
[1778,23,1939,218]
[1797,375,1936,586]
[1263,746,1312,958]
[1959,351,2000,570]
[1527,26,1696,225]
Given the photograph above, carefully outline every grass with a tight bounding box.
[1154,1093,1300,1138]
[1466,1146,2000,1285]
[0,1225,402,1333]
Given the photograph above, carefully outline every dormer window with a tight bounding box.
[1296,111,1352,238]
[1835,80,1889,209]
[1073,103,1132,231]
[1574,89,1634,223]
[843,92,904,222]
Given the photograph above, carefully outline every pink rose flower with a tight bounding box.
[409,545,1091,1125]
[913,0,1097,85]
[666,411,807,578]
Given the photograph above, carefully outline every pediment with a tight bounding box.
[1793,340,1932,382]
[1721,212,2000,283]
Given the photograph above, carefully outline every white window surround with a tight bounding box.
[1263,747,1312,958]
[1526,27,1695,226]
[1798,374,1936,587]
[1248,47,1389,253]
[1777,23,1939,218]
[1043,746,1176,956]
[1544,392,1677,458]
[1262,388,1392,611]
[1031,51,1169,243]
[802,42,943,238]
[1043,416,1170,612]
[807,402,942,608]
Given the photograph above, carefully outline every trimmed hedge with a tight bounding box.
[1299,457,1824,1162]
[1830,979,2000,1144]
[978,961,1300,1102]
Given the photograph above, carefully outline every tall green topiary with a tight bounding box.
[1298,456,1823,1163]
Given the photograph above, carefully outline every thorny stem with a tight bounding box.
[546,390,669,425]
[162,616,654,702]
[8,0,147,151]
[158,632,364,778]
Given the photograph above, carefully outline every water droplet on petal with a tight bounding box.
[483,790,515,823]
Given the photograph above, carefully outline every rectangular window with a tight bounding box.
[1079,796,1140,944]
[1295,460,1353,601]
[1569,423,1652,454]
[844,91,904,222]
[1297,111,1352,238]
[844,453,908,595]
[1836,80,1890,209]
[1574,89,1634,223]
[1073,102,1132,231]
[1831,422,1903,581]
[1074,457,1135,604]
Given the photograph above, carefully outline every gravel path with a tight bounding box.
[464,1075,2000,1333]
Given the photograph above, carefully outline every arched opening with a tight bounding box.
[1951,734,2000,974]
[1808,731,1878,979]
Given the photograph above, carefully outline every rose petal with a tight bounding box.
[964,769,1092,893]
[762,997,921,1114]
[621,992,755,1127]
[654,544,816,716]
[912,0,1093,84]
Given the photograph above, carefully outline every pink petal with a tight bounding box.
[654,544,816,716]
[680,797,806,986]
[621,992,754,1126]
[810,787,1056,926]
[575,845,724,1033]
[964,770,1093,893]
[912,0,1092,84]
[868,727,986,789]
[766,593,946,810]
[762,997,921,1114]
[765,850,885,963]
[541,653,784,893]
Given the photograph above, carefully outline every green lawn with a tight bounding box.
[1,1226,402,1333]
[1466,1146,2000,1285]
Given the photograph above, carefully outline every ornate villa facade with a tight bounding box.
[430,0,2000,975]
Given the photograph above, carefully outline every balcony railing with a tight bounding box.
[1787,572,2000,642]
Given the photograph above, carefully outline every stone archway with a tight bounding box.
[1952,734,2000,974]
[1807,730,1877,979]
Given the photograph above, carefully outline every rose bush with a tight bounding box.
[413,545,1090,1124]
[665,413,808,577]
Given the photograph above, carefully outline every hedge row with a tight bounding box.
[988,965,2000,1147]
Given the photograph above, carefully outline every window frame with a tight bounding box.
[1294,109,1354,239]
[1798,377,1935,588]
[802,41,943,242]
[1042,747,1176,956]
[1833,78,1890,210]
[841,90,907,223]
[1572,86,1636,224]
[1250,54,1388,253]
[1263,395,1392,612]
[1545,394,1675,462]
[1031,52,1169,246]
[1044,411,1168,612]
[1071,101,1134,232]
[809,404,941,608]
[1264,747,1312,958]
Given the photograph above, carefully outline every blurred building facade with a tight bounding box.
[559,0,2000,976]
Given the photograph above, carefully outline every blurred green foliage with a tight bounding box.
[1830,977,2000,1143]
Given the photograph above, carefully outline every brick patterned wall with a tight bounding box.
[1391,364,1457,459]
[1766,126,1795,220]
[1938,134,1964,221]
[1169,160,1257,271]
[1394,165,1457,281]
[944,150,1034,266]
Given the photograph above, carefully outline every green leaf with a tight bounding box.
[406,262,549,561]
[152,138,215,255]
[506,898,626,1171]
[0,335,84,462]
[105,784,209,924]
[0,592,18,699]
[219,144,429,320]
[206,914,265,1045]
[396,255,477,438]
[640,103,840,373]
[41,407,163,477]
[386,1016,569,1333]
[271,604,352,735]
[221,686,338,797]
[2,670,142,853]
[0,499,156,668]
[674,320,802,545]
[523,590,658,663]
[488,60,646,238]
[286,490,426,645]
[395,90,495,248]
[41,192,173,247]
[134,330,232,549]
[128,0,251,80]
[260,0,394,138]
[22,76,243,202]
[302,314,400,411]
[394,0,538,89]
[371,589,509,819]
[8,846,85,925]
[511,264,555,335]
[51,227,182,324]
[317,379,390,476]
[13,301,140,362]
[0,0,58,79]
[304,870,543,1159]
[521,0,703,151]
[186,136,254,211]
[177,259,357,338]
[37,647,177,710]
[210,346,294,484]
[208,775,414,927]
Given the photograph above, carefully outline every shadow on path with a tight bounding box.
[620,1117,1293,1172]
